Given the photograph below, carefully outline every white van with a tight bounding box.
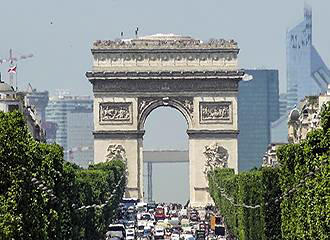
[106,224,126,240]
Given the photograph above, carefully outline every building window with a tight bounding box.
[8,104,19,112]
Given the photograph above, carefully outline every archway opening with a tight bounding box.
[143,106,189,204]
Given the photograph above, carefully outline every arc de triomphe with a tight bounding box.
[86,34,243,207]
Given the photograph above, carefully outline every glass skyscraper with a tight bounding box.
[46,95,93,164]
[67,106,94,168]
[287,4,330,111]
[238,69,280,171]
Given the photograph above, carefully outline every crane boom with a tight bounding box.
[0,49,34,89]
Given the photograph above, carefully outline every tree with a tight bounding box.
[0,111,127,240]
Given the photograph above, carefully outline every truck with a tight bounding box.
[209,214,225,237]
[209,214,222,231]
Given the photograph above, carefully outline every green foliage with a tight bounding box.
[277,102,330,240]
[0,111,126,240]
[209,103,330,239]
[208,167,282,240]
[72,160,126,240]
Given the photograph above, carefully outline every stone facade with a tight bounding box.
[288,88,329,144]
[0,80,45,141]
[264,86,330,168]
[87,34,243,207]
[262,143,284,168]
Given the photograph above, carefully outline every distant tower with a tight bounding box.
[286,4,330,111]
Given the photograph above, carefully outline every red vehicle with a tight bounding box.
[154,207,165,221]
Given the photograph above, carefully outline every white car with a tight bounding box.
[126,220,135,229]
[171,233,180,240]
[154,226,165,239]
[126,229,135,240]
[182,234,195,240]
[137,224,145,237]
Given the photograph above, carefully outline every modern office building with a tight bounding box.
[46,95,93,164]
[67,106,94,168]
[279,93,288,117]
[238,69,280,171]
[286,4,330,111]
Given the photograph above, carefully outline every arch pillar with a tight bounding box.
[93,129,145,199]
[187,130,239,207]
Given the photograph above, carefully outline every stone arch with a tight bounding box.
[87,34,243,206]
[138,97,193,130]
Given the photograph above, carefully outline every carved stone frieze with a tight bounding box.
[203,143,229,175]
[172,97,194,118]
[106,144,127,165]
[93,36,238,49]
[199,102,232,123]
[91,35,239,71]
[138,97,160,116]
[99,102,132,124]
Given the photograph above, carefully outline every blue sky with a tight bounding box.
[0,0,329,95]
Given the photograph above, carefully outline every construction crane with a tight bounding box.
[0,49,34,89]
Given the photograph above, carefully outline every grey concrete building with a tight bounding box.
[238,69,280,171]
[24,84,49,124]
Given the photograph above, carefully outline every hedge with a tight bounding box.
[209,102,330,240]
[277,102,330,240]
[208,167,282,240]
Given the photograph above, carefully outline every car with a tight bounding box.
[141,212,153,221]
[190,214,199,222]
[147,202,157,211]
[143,226,152,239]
[126,228,135,240]
[107,224,126,240]
[182,234,195,240]
[154,226,165,239]
[125,220,135,229]
[137,223,145,237]
[155,206,166,221]
[171,232,180,240]
[195,230,206,240]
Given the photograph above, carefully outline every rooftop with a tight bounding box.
[93,33,238,50]
[0,81,14,93]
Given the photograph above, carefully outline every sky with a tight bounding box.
[143,107,189,203]
[1,0,329,203]
[0,0,329,95]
